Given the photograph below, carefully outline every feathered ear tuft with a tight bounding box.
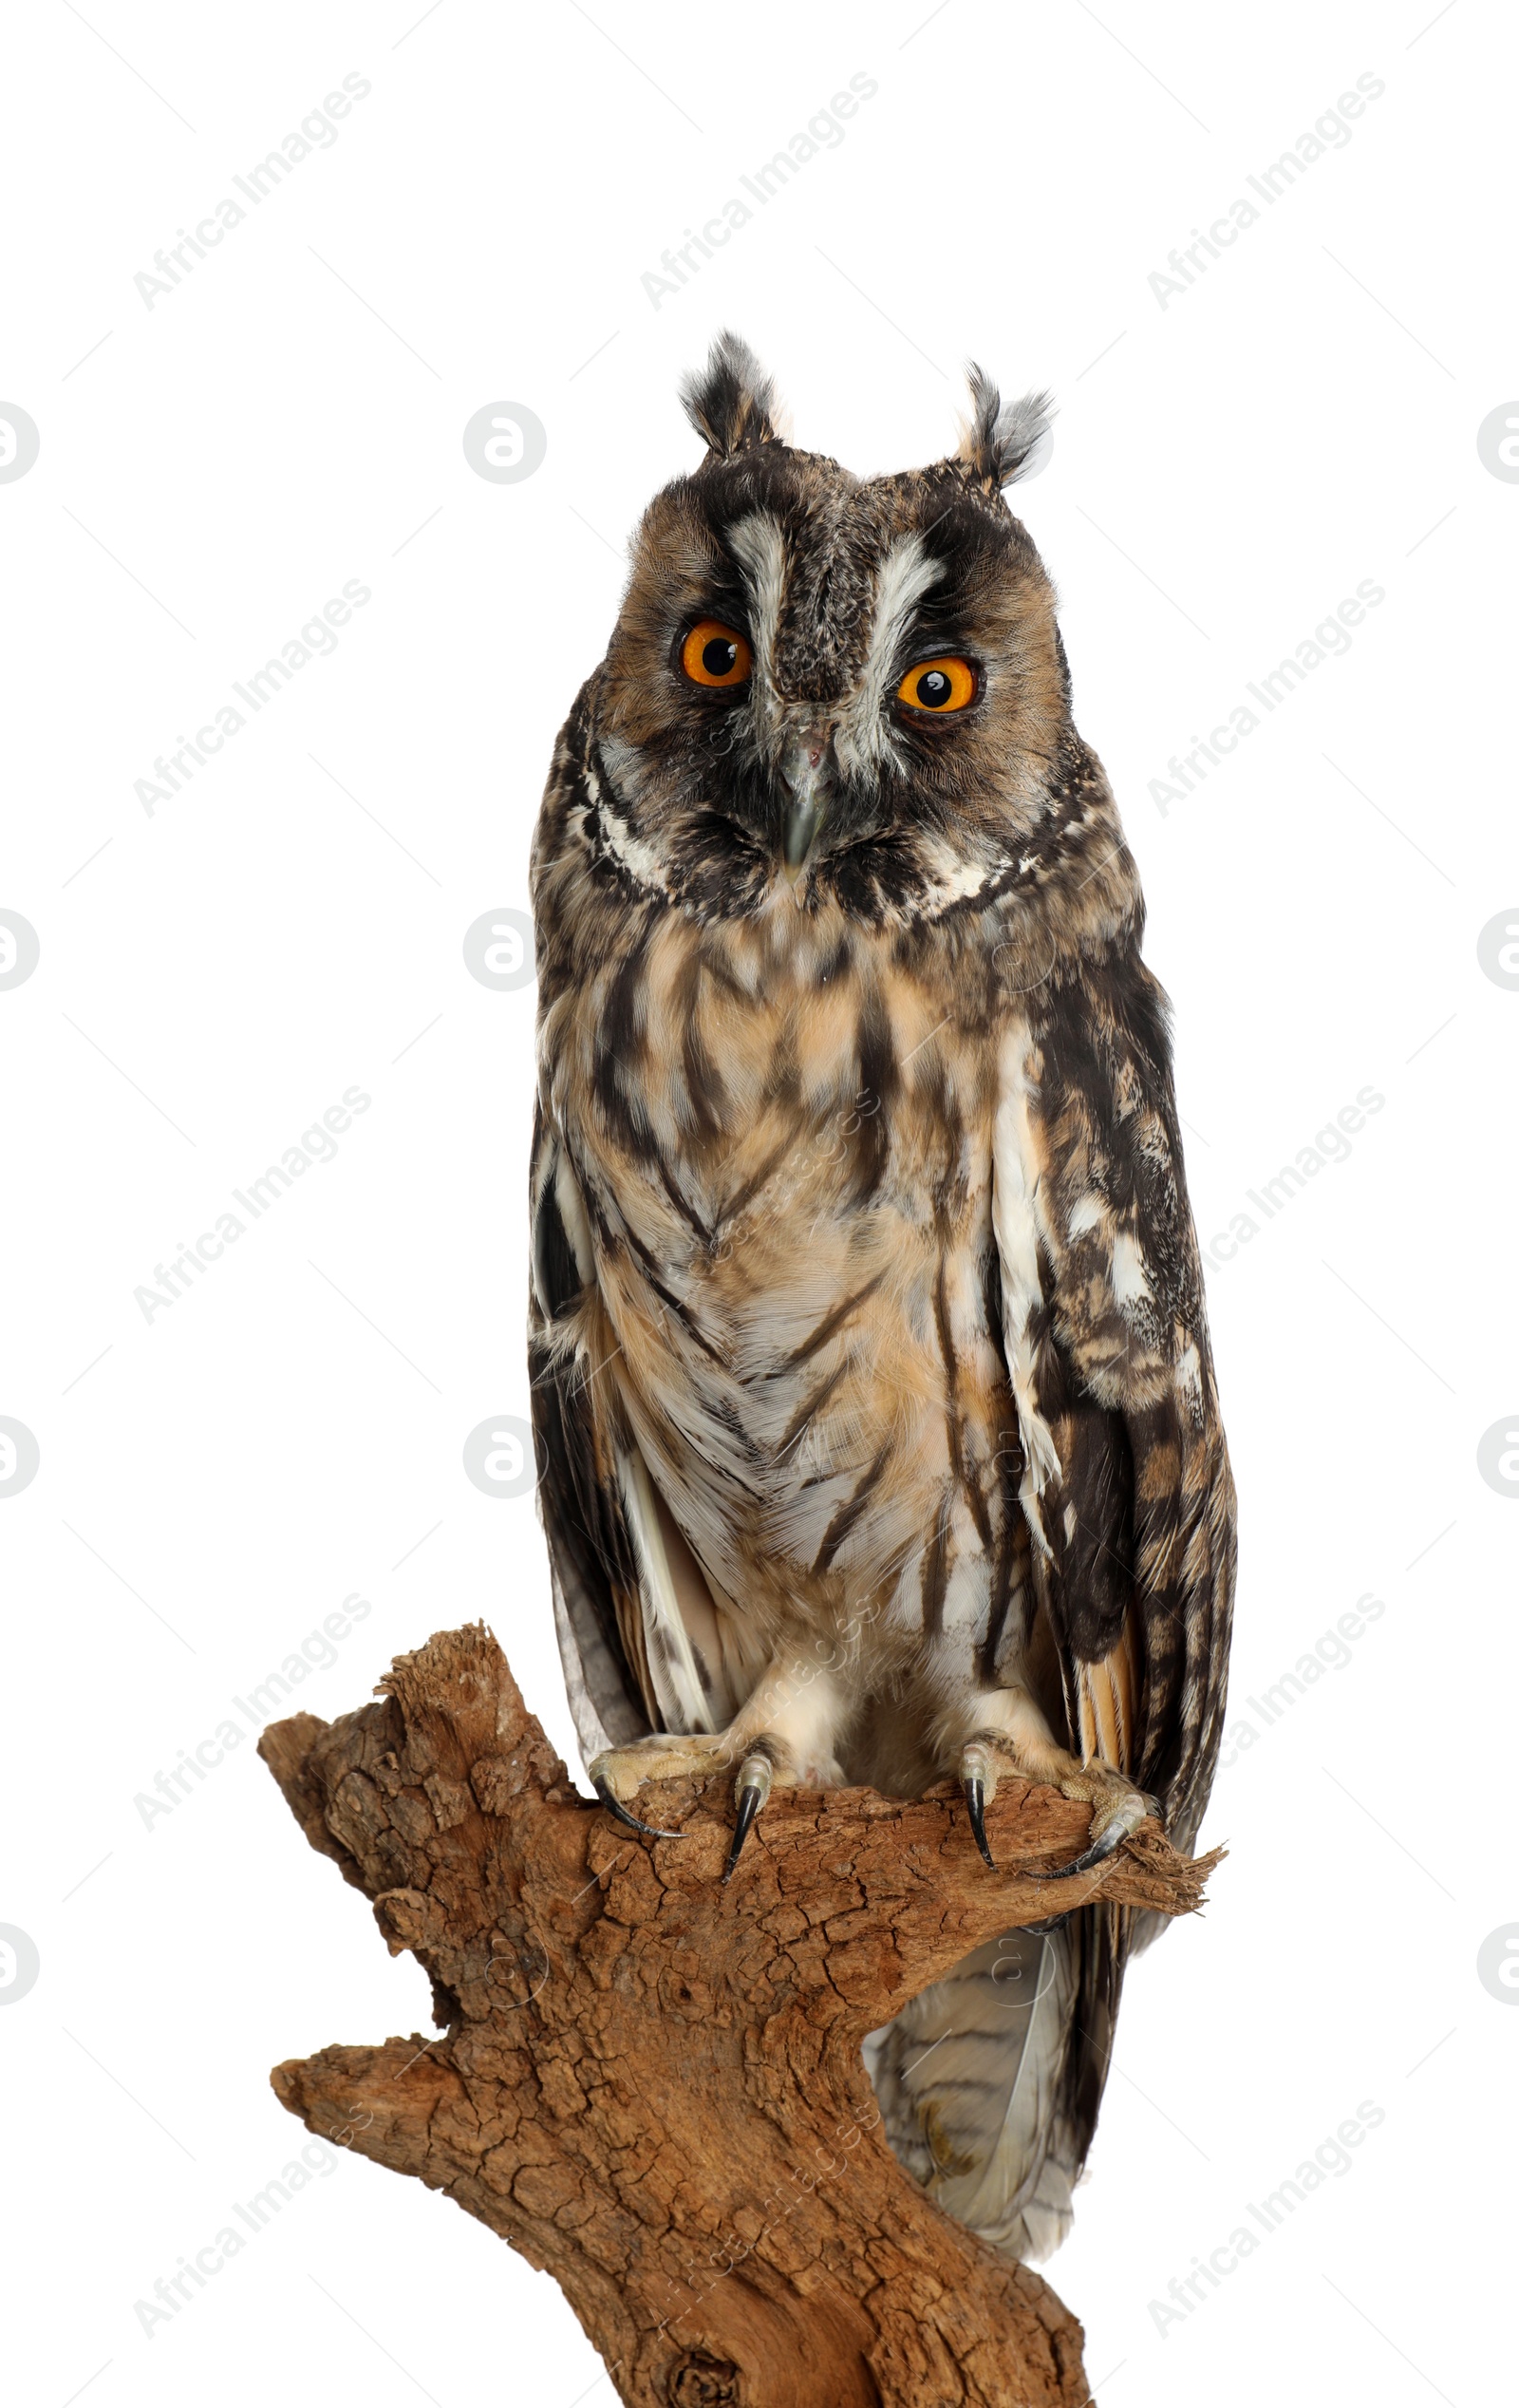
[679,330,783,460]
[956,366,1055,494]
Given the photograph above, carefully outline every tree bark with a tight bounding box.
[260,1625,1219,2408]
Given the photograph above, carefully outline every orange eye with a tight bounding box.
[896,656,977,713]
[681,619,752,687]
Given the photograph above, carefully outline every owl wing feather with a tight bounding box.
[529,1101,736,1763]
[866,1925,1081,2261]
[528,1100,648,1759]
[993,940,1236,1847]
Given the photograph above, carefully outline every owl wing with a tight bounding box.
[528,1102,734,1764]
[991,942,1236,1852]
[985,941,1236,2200]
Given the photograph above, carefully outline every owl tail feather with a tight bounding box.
[864,1921,1086,2262]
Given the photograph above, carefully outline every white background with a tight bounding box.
[3,3,1514,2402]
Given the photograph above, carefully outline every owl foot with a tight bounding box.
[589,1730,737,1842]
[591,1665,848,1878]
[959,1737,1158,1879]
[587,1733,786,1876]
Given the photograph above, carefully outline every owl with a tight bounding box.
[528,333,1235,2258]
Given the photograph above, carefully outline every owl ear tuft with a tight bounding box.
[680,330,783,460]
[956,367,1055,494]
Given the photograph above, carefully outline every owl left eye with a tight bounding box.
[681,619,752,688]
[896,656,977,713]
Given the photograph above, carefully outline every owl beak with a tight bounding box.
[780,727,834,894]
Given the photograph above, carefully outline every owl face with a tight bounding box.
[586,336,1070,929]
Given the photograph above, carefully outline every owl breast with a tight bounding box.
[545,893,1026,1674]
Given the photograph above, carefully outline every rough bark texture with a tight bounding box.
[260,1626,1220,2408]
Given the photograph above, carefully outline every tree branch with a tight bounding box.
[260,1625,1220,2408]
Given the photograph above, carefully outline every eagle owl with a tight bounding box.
[528,333,1235,2259]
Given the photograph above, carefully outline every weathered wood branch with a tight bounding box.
[260,1626,1219,2408]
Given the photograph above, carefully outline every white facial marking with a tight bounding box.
[835,533,945,777]
[595,734,644,805]
[591,739,672,894]
[727,510,788,740]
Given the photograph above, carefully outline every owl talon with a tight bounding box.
[959,1740,1000,1868]
[722,1754,773,1883]
[1030,1788,1152,1882]
[963,1774,995,1869]
[1028,1816,1131,1882]
[591,1775,682,1843]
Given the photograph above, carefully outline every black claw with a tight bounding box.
[963,1775,995,1869]
[1028,1815,1130,1883]
[722,1781,765,1884]
[591,1776,681,1842]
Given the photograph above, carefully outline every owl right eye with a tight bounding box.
[680,619,753,688]
[896,655,977,713]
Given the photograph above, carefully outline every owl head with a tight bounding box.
[586,332,1092,931]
